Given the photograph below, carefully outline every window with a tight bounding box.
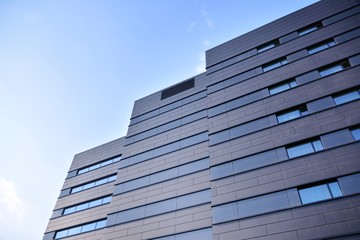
[269,79,297,95]
[257,39,280,53]
[307,39,336,54]
[262,58,288,72]
[299,181,343,204]
[77,155,121,175]
[298,21,323,36]
[161,78,195,100]
[54,219,107,239]
[287,139,324,158]
[277,106,309,123]
[63,196,111,215]
[319,60,351,77]
[351,128,360,141]
[333,89,360,105]
[70,175,117,194]
[153,228,212,240]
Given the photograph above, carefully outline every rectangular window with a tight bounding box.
[63,195,112,215]
[257,39,280,53]
[262,57,288,72]
[55,219,107,239]
[351,128,360,141]
[77,155,121,175]
[298,21,323,36]
[269,79,297,95]
[319,60,351,77]
[307,39,336,54]
[299,181,343,204]
[70,174,117,194]
[333,89,360,105]
[287,139,324,158]
[277,106,309,123]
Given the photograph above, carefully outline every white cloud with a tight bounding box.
[195,52,206,74]
[0,178,26,219]
[200,8,213,28]
[188,21,197,32]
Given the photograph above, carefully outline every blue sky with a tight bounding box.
[0,1,317,239]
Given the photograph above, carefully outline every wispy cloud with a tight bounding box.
[195,40,211,74]
[188,21,198,32]
[200,8,213,28]
[0,178,26,220]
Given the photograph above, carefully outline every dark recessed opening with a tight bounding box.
[161,78,195,100]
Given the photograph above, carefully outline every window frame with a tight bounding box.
[298,21,323,36]
[276,105,309,123]
[54,219,107,239]
[257,39,280,53]
[77,155,121,175]
[286,139,324,159]
[307,39,336,54]
[269,79,297,95]
[318,60,351,77]
[298,181,343,204]
[262,57,288,72]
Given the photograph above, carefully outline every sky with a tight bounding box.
[0,1,318,239]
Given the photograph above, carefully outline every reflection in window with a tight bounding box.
[287,139,324,158]
[277,106,309,123]
[307,39,336,54]
[70,175,117,194]
[269,79,297,95]
[298,22,323,36]
[333,89,360,105]
[319,61,350,77]
[351,128,360,141]
[63,196,111,215]
[263,58,288,72]
[257,39,280,53]
[55,219,107,239]
[77,155,121,175]
[299,181,343,204]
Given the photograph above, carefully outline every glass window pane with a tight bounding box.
[269,84,290,95]
[95,178,107,186]
[89,199,102,208]
[102,196,112,204]
[287,142,314,158]
[312,140,324,151]
[75,203,89,211]
[351,128,360,141]
[334,91,360,105]
[289,80,297,88]
[308,44,329,54]
[107,175,117,182]
[63,206,76,215]
[81,222,96,232]
[83,182,95,189]
[299,184,331,204]
[68,226,82,236]
[319,65,343,77]
[100,160,112,167]
[263,62,282,72]
[277,110,301,123]
[71,186,82,193]
[88,164,100,171]
[328,182,343,197]
[55,230,68,239]
[78,168,88,175]
[95,220,107,229]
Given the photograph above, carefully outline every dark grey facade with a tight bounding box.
[44,1,360,239]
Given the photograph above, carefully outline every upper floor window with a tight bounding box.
[299,181,343,204]
[55,219,107,239]
[63,195,112,215]
[351,128,360,141]
[269,79,297,95]
[319,60,351,77]
[277,106,309,123]
[307,39,336,54]
[262,57,288,72]
[298,21,323,36]
[77,155,121,175]
[70,175,116,194]
[257,39,280,53]
[333,89,360,105]
[287,139,324,158]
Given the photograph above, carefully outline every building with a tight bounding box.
[43,0,360,239]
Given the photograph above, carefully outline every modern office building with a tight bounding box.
[43,0,360,239]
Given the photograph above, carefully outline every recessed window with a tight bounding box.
[277,106,309,123]
[63,195,112,215]
[299,181,343,204]
[298,21,323,36]
[77,155,121,175]
[262,57,288,72]
[319,60,351,77]
[351,128,360,141]
[54,219,107,239]
[287,139,324,158]
[70,174,117,194]
[269,79,297,95]
[333,89,360,105]
[307,39,336,54]
[257,39,280,53]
